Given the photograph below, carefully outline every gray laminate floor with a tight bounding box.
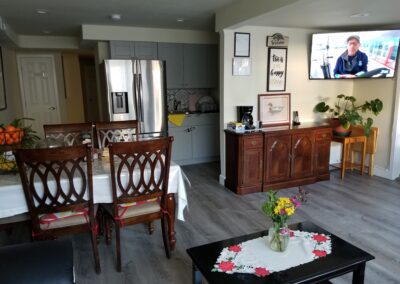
[1,163,399,283]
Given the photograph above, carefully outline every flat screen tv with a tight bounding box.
[309,30,400,79]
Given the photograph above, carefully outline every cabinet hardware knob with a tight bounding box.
[251,141,257,145]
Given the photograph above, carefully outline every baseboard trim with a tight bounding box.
[374,166,396,180]
[219,174,225,186]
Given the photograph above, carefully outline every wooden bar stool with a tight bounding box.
[350,125,379,176]
[331,133,367,179]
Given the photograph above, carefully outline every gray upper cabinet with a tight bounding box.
[183,44,208,88]
[110,41,157,59]
[133,42,158,59]
[207,44,218,88]
[109,41,134,59]
[158,43,218,89]
[158,43,184,89]
[110,41,218,88]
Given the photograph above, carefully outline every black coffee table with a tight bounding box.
[186,221,374,284]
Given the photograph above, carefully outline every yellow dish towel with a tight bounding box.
[168,114,187,126]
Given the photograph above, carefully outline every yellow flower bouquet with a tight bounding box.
[262,189,306,252]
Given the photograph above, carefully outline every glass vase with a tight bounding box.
[268,223,290,252]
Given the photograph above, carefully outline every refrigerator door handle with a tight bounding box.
[137,73,143,122]
[133,60,144,123]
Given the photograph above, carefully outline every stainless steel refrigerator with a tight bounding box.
[103,59,167,138]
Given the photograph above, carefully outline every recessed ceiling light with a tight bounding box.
[110,14,121,21]
[176,18,185,22]
[35,8,49,15]
[350,13,369,18]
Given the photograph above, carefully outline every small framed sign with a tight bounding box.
[234,32,250,57]
[258,93,291,127]
[267,48,287,92]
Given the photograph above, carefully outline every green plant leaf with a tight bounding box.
[314,102,330,113]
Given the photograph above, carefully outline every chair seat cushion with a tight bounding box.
[103,201,160,220]
[39,205,98,230]
[118,197,158,208]
[119,201,160,219]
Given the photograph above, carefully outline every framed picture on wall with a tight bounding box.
[0,47,6,110]
[232,58,251,76]
[267,48,287,92]
[234,32,250,57]
[258,93,291,127]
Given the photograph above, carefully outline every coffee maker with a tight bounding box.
[237,106,255,130]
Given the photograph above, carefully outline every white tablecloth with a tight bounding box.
[0,161,188,221]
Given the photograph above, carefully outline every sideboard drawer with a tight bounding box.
[243,136,263,149]
[316,131,331,141]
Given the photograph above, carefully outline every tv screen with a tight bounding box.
[309,30,400,79]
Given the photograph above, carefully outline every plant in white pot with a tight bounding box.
[314,94,383,137]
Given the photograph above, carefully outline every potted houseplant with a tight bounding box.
[314,94,383,137]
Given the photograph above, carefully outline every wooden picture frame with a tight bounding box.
[234,32,250,57]
[258,93,291,127]
[0,47,6,110]
[267,48,287,92]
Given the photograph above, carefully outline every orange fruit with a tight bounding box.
[5,125,16,132]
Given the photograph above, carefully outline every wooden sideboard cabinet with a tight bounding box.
[225,131,264,194]
[225,123,331,194]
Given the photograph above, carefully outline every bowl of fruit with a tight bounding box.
[0,118,39,174]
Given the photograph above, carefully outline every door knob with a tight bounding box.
[49,106,56,110]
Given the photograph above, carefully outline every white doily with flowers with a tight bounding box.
[212,230,331,277]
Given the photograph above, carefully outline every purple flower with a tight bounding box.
[280,208,286,215]
[290,197,301,208]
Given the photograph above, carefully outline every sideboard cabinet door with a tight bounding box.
[264,134,291,183]
[291,133,315,179]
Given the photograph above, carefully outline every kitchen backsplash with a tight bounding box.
[167,89,218,113]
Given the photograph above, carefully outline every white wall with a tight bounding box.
[0,47,20,123]
[353,79,396,169]
[219,26,354,180]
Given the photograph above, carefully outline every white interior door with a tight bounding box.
[17,54,61,138]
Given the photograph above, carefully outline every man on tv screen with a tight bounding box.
[333,35,368,78]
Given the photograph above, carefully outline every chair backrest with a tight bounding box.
[43,123,94,146]
[108,137,173,208]
[14,145,94,232]
[95,120,139,150]
[350,125,379,154]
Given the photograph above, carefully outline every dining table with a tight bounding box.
[0,159,189,223]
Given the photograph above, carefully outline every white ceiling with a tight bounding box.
[0,0,239,36]
[0,0,399,37]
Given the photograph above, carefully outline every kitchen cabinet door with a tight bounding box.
[168,127,192,161]
[158,43,184,88]
[109,41,134,59]
[134,42,158,59]
[183,44,208,88]
[192,124,219,159]
[264,135,292,183]
[206,44,218,88]
[291,133,315,179]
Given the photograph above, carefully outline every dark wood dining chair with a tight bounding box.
[43,122,94,146]
[14,144,101,273]
[95,120,139,151]
[104,136,174,272]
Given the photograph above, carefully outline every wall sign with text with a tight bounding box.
[267,48,287,92]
